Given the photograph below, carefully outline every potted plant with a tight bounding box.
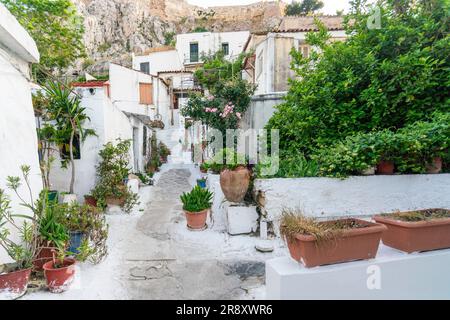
[158,142,171,163]
[43,247,76,293]
[92,139,139,213]
[180,186,213,230]
[84,194,97,207]
[374,131,397,175]
[196,177,207,189]
[279,210,386,268]
[207,149,251,202]
[43,81,95,201]
[0,190,35,299]
[34,198,70,271]
[199,162,208,174]
[373,209,450,253]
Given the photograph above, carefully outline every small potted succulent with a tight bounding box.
[0,189,35,299]
[280,210,386,268]
[373,209,450,253]
[43,247,76,293]
[180,186,213,230]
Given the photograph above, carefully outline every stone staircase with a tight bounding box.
[156,126,191,164]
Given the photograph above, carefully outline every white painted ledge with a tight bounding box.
[266,245,450,300]
[0,3,39,62]
[254,174,450,236]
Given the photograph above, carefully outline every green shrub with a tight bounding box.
[255,152,319,178]
[315,113,450,177]
[266,0,449,157]
[180,186,213,213]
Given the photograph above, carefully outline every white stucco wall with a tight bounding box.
[49,87,134,201]
[254,174,450,236]
[0,3,41,263]
[109,63,156,118]
[253,30,347,95]
[176,31,250,64]
[132,50,182,74]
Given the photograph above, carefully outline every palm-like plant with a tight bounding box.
[43,81,95,194]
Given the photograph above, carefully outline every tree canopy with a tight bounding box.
[267,0,450,156]
[285,0,324,16]
[1,0,85,82]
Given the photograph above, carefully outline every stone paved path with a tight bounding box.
[121,168,266,299]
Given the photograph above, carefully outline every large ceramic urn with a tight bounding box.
[219,166,251,203]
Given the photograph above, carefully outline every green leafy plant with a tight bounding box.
[158,142,171,163]
[0,190,35,270]
[180,186,213,213]
[43,81,96,194]
[203,148,248,173]
[267,0,449,158]
[255,152,319,178]
[60,203,108,263]
[92,139,139,213]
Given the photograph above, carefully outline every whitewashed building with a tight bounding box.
[49,63,169,200]
[175,31,250,68]
[0,3,42,263]
[241,16,346,129]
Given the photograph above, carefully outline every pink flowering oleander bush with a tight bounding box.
[182,78,255,134]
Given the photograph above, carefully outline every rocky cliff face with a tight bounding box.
[72,0,285,72]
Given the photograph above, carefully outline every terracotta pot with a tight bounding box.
[374,211,450,253]
[286,218,386,268]
[105,196,126,207]
[33,246,57,271]
[0,266,31,296]
[184,209,208,230]
[426,157,442,174]
[376,160,395,175]
[219,166,251,203]
[43,258,76,293]
[200,168,207,174]
[84,195,97,207]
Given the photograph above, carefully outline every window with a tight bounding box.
[143,126,147,156]
[256,51,263,79]
[221,42,229,55]
[190,43,199,63]
[299,44,310,58]
[140,62,150,74]
[139,83,153,105]
[60,134,81,160]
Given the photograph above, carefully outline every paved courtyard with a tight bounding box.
[24,162,283,300]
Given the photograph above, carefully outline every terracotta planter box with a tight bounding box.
[374,211,450,253]
[286,218,386,268]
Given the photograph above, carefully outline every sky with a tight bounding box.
[186,0,351,15]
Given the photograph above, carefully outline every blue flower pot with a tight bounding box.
[197,179,207,189]
[68,231,85,255]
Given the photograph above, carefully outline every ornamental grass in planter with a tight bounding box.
[373,209,450,253]
[180,186,213,230]
[280,210,386,268]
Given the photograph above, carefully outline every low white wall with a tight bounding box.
[266,246,450,300]
[254,174,450,236]
[240,92,285,130]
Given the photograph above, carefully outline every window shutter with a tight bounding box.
[139,83,153,105]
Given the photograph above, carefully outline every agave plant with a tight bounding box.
[180,186,213,213]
